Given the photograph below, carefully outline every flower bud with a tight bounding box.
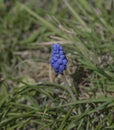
[50,43,68,74]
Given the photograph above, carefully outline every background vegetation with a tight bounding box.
[0,0,114,129]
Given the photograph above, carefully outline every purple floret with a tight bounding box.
[50,43,68,74]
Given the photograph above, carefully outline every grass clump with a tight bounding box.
[0,0,114,129]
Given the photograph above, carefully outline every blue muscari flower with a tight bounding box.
[50,43,68,74]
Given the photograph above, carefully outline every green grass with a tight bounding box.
[0,0,114,129]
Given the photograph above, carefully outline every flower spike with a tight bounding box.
[50,43,68,74]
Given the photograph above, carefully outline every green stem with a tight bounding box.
[62,73,76,102]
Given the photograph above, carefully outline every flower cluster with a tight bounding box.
[50,43,68,74]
